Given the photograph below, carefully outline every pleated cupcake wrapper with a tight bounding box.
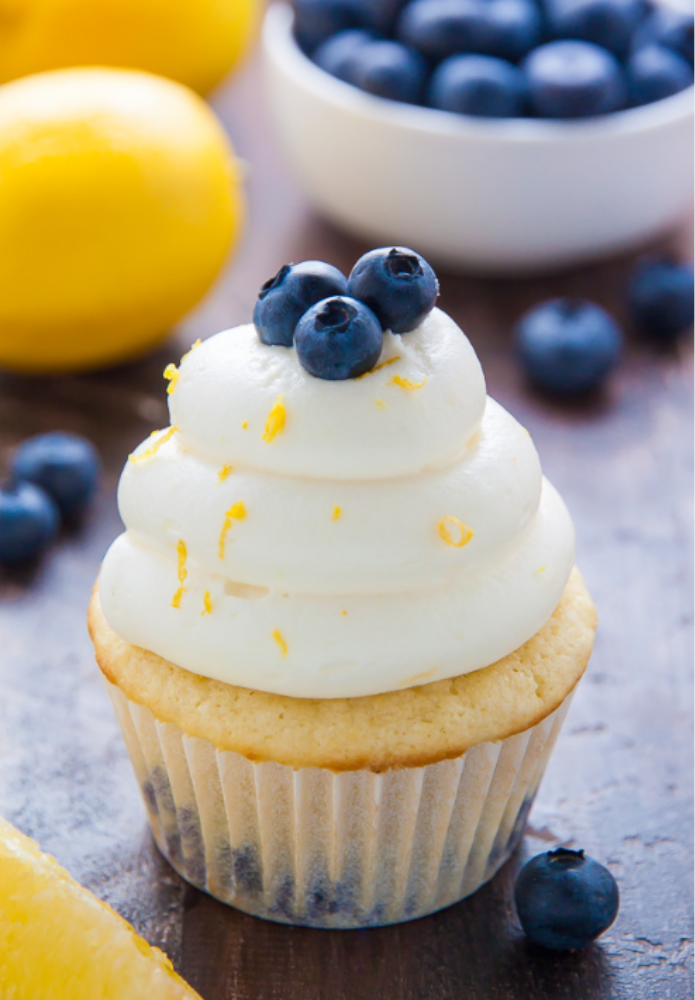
[105,678,572,928]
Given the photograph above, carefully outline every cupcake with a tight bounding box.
[89,247,596,928]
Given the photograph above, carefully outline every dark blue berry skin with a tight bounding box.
[396,0,492,62]
[254,261,348,348]
[348,247,439,333]
[626,44,693,106]
[547,0,644,58]
[293,0,368,53]
[485,0,543,62]
[515,299,623,393]
[313,29,374,82]
[350,40,428,103]
[0,481,60,566]
[634,6,694,66]
[294,296,383,379]
[428,54,528,117]
[628,259,694,341]
[11,432,100,520]
[515,849,620,951]
[523,40,626,118]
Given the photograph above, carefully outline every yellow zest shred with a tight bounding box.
[390,374,428,390]
[375,399,386,410]
[332,506,342,521]
[163,363,180,395]
[128,426,177,464]
[272,629,288,657]
[341,610,348,617]
[242,420,248,430]
[539,566,547,573]
[171,539,188,608]
[181,338,201,361]
[438,516,474,549]
[201,590,213,616]
[218,501,247,559]
[355,355,401,380]
[262,396,286,443]
[218,465,234,483]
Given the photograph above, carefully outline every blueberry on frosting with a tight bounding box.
[295,296,383,379]
[254,260,348,347]
[347,247,439,333]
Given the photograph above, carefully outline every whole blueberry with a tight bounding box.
[295,296,383,379]
[523,40,626,117]
[350,40,428,103]
[396,0,491,62]
[485,0,543,61]
[628,259,694,341]
[547,0,644,58]
[254,261,348,348]
[0,481,60,566]
[293,0,368,53]
[515,299,624,393]
[626,44,693,106]
[634,6,694,65]
[11,432,100,520]
[348,247,439,333]
[365,0,411,33]
[313,29,374,82]
[515,848,620,951]
[428,54,528,117]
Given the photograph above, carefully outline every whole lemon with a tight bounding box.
[0,68,244,373]
[0,0,259,95]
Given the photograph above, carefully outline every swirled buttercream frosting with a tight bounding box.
[99,307,575,698]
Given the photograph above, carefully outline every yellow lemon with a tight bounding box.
[0,0,259,95]
[0,67,244,373]
[0,815,202,998]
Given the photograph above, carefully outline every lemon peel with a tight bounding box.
[438,516,474,549]
[355,355,400,380]
[201,590,213,616]
[129,426,177,464]
[390,374,428,390]
[218,465,233,483]
[272,629,288,657]
[332,506,342,521]
[219,501,247,559]
[263,396,286,443]
[171,539,187,608]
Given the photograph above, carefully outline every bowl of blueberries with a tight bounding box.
[262,0,694,272]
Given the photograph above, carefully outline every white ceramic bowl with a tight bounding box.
[262,3,694,274]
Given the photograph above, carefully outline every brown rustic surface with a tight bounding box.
[0,53,693,1000]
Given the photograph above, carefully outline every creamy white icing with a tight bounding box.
[99,308,575,698]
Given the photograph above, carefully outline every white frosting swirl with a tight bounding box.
[100,309,575,698]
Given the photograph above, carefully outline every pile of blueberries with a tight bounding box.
[254,246,440,378]
[294,0,694,118]
[0,433,100,568]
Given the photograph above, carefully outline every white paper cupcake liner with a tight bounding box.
[105,678,572,928]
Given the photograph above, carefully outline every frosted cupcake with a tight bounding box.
[89,248,596,928]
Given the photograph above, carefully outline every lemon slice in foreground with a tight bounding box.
[0,816,201,999]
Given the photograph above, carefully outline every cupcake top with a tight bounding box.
[99,248,575,699]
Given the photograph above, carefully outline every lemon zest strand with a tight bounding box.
[262,396,286,443]
[128,426,177,464]
[332,506,342,521]
[218,501,247,559]
[375,399,386,410]
[390,374,428,390]
[242,420,248,430]
[438,516,474,549]
[201,590,213,616]
[355,355,401,380]
[171,539,188,608]
[218,465,234,483]
[272,629,288,657]
[181,338,201,361]
[163,363,180,395]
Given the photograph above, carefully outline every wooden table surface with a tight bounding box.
[0,53,693,1000]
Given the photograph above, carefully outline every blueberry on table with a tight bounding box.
[0,481,59,566]
[295,296,383,379]
[485,0,543,62]
[515,298,624,393]
[634,6,694,66]
[348,247,439,333]
[428,54,528,117]
[547,0,645,59]
[628,259,694,341]
[523,40,626,117]
[293,0,369,53]
[314,29,374,82]
[626,44,693,106]
[350,40,428,104]
[396,0,491,62]
[515,848,620,950]
[254,261,348,347]
[11,432,100,520]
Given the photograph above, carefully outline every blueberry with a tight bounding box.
[626,44,693,106]
[350,40,428,103]
[0,481,59,566]
[313,29,374,82]
[348,247,439,333]
[11,432,100,520]
[365,0,411,33]
[396,0,491,62]
[515,848,620,950]
[628,259,694,341]
[485,0,543,61]
[428,54,528,117]
[254,261,348,348]
[294,296,383,379]
[515,299,623,393]
[523,40,626,117]
[293,0,368,53]
[547,0,644,58]
[634,6,694,66]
